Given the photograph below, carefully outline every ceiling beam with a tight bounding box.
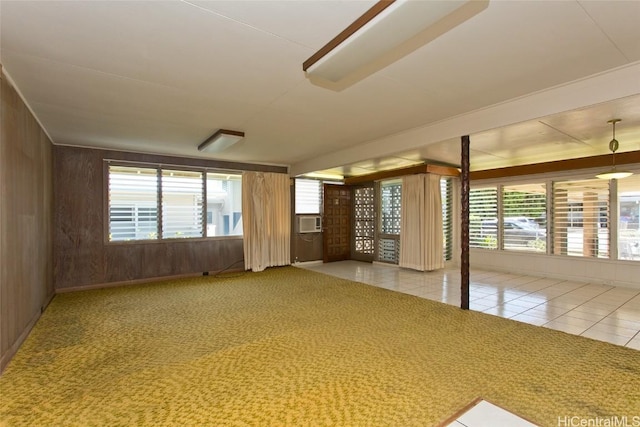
[344,163,460,185]
[470,150,640,180]
[291,63,640,177]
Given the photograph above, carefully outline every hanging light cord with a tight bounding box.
[608,119,620,169]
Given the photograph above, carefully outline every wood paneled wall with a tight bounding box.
[293,233,323,262]
[53,145,286,290]
[1,67,54,372]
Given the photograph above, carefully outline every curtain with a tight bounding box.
[399,174,444,271]
[399,175,424,270]
[242,172,291,272]
[425,173,444,270]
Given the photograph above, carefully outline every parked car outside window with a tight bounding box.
[481,218,546,248]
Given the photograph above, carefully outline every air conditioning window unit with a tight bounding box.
[299,215,322,233]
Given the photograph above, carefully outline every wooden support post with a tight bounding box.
[461,135,470,310]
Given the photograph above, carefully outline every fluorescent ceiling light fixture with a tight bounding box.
[302,0,489,91]
[198,129,244,153]
[596,119,632,180]
[302,172,345,181]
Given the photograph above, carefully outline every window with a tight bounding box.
[469,169,640,261]
[552,179,609,258]
[108,166,159,241]
[469,187,498,249]
[162,169,204,239]
[107,164,242,242]
[207,173,243,236]
[295,179,322,214]
[502,183,546,252]
[617,175,640,260]
[380,179,402,235]
[441,178,453,261]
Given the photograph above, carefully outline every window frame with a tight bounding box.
[104,161,243,244]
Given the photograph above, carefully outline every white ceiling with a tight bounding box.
[1,0,639,178]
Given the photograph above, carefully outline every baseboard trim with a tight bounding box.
[55,268,245,293]
[42,291,55,312]
[0,298,49,374]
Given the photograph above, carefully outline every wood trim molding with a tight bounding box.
[426,164,460,177]
[436,397,483,427]
[302,0,396,71]
[470,150,640,180]
[59,144,287,174]
[55,268,245,293]
[0,308,43,374]
[344,163,460,185]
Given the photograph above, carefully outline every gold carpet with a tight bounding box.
[1,266,638,426]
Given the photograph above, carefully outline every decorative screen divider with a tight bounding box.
[353,186,375,255]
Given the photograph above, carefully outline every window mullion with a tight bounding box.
[157,167,163,239]
[497,184,504,250]
[546,179,553,255]
[202,172,207,238]
[610,179,618,260]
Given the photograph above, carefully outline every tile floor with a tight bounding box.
[445,399,537,427]
[296,260,640,350]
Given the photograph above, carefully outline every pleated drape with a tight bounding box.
[242,172,291,272]
[399,173,444,271]
[425,173,444,270]
[399,175,424,271]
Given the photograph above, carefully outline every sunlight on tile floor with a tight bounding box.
[296,261,640,350]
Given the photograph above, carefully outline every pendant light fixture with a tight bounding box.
[596,119,632,180]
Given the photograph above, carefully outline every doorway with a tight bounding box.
[322,184,351,262]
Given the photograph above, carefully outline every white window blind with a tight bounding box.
[470,187,498,249]
[552,179,609,258]
[502,183,546,252]
[162,169,204,239]
[108,165,158,241]
[616,176,640,260]
[295,179,321,214]
[441,178,453,261]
